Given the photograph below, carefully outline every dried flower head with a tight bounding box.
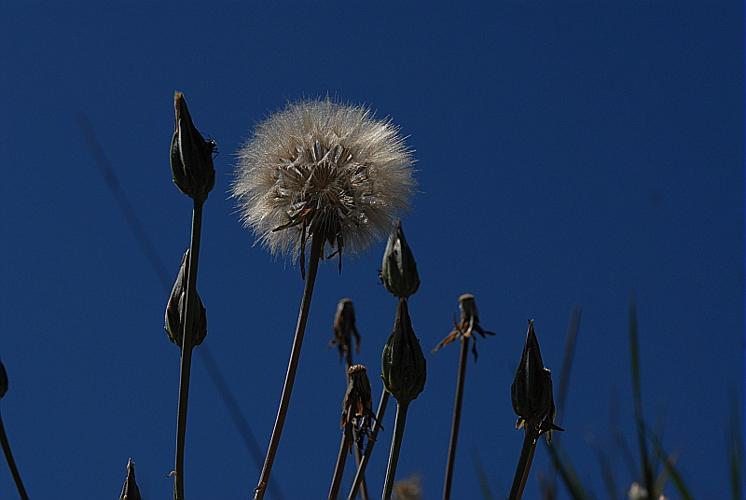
[330,298,360,364]
[232,99,415,270]
[433,293,495,359]
[341,364,375,451]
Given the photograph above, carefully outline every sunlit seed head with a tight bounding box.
[232,99,415,261]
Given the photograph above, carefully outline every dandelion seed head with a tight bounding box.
[232,99,415,260]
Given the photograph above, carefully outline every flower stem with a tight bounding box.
[174,200,204,500]
[329,424,353,500]
[253,235,324,500]
[348,388,390,500]
[442,335,470,500]
[0,411,28,500]
[508,426,539,500]
[382,401,409,500]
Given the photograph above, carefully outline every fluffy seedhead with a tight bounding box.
[233,99,415,269]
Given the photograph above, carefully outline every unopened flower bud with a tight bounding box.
[170,92,215,201]
[511,320,563,441]
[381,221,420,298]
[165,250,207,347]
[381,299,426,404]
[0,361,7,399]
[119,458,142,500]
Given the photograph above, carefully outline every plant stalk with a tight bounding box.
[0,411,28,500]
[253,235,324,500]
[442,335,470,500]
[174,199,204,500]
[348,389,390,500]
[508,426,539,500]
[329,424,353,500]
[382,402,409,500]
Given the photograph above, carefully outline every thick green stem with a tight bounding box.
[174,200,204,500]
[0,411,28,500]
[348,389,390,500]
[382,402,409,500]
[329,424,353,500]
[442,335,470,500]
[508,426,538,500]
[253,236,324,500]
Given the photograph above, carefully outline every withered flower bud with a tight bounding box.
[511,320,563,442]
[381,221,420,298]
[0,361,7,399]
[330,298,361,364]
[119,458,142,500]
[170,92,215,202]
[433,293,495,358]
[342,364,375,450]
[165,250,207,347]
[381,299,426,404]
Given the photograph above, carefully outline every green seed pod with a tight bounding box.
[381,221,420,298]
[165,250,207,347]
[0,361,7,399]
[381,299,426,404]
[170,92,216,202]
[119,458,142,500]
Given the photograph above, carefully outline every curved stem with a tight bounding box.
[348,389,390,500]
[0,411,28,500]
[382,402,409,500]
[508,426,538,500]
[329,424,353,500]
[442,335,470,500]
[253,236,324,500]
[174,200,204,500]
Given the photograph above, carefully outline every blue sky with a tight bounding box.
[0,1,743,499]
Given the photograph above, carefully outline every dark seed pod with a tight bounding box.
[381,299,426,404]
[511,320,563,441]
[165,250,207,347]
[119,458,142,500]
[170,92,216,202]
[380,221,420,299]
[330,298,361,363]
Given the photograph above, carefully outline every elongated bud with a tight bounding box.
[511,320,563,441]
[342,365,375,448]
[381,221,420,298]
[170,92,216,201]
[0,361,7,399]
[381,299,426,404]
[119,458,142,500]
[165,250,207,347]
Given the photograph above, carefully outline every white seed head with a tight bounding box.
[232,99,415,260]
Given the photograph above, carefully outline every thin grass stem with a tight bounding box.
[0,411,28,500]
[508,427,538,500]
[442,335,470,500]
[174,199,204,500]
[253,236,324,500]
[348,389,390,500]
[329,424,353,500]
[382,402,409,500]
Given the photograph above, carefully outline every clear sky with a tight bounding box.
[1,1,743,499]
